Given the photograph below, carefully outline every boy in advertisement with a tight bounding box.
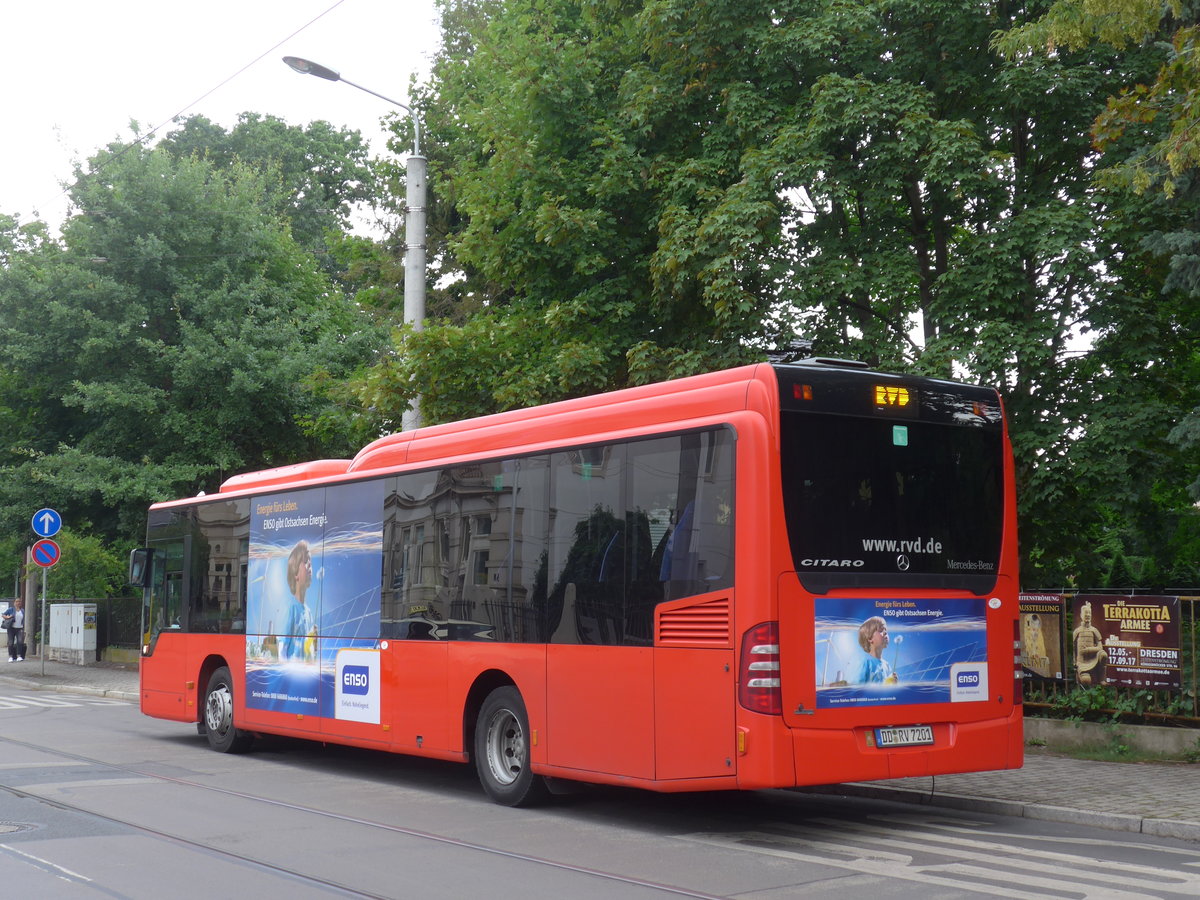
[855,616,897,684]
[281,540,317,663]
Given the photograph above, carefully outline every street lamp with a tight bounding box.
[283,56,426,431]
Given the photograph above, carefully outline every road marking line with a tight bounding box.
[0,844,93,883]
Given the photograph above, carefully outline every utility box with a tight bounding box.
[47,602,98,665]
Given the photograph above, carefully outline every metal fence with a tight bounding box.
[93,596,143,650]
[34,597,142,659]
[1022,592,1199,726]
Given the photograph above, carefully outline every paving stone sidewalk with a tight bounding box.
[809,752,1200,843]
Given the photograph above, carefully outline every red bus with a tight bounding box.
[131,360,1022,805]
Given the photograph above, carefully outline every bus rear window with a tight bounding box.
[781,411,1003,594]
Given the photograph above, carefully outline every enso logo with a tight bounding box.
[342,665,370,695]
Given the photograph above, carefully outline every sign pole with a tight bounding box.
[40,565,46,676]
[30,508,63,674]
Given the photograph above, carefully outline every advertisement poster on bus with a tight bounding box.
[1071,594,1180,690]
[1018,594,1066,682]
[245,482,384,720]
[815,597,988,708]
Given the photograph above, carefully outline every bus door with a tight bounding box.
[544,443,656,780]
[545,431,737,782]
[137,537,191,721]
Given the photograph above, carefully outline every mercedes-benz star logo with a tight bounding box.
[896,554,911,571]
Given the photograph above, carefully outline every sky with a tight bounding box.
[1,0,441,232]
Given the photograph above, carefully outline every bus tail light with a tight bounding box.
[739,622,782,715]
[1013,620,1023,706]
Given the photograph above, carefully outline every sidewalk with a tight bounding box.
[806,752,1200,844]
[0,653,139,702]
[2,657,1197,842]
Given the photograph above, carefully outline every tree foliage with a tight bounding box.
[47,530,129,600]
[370,0,774,424]
[994,0,1197,195]
[368,0,1191,585]
[995,0,1200,584]
[159,113,374,273]
[0,123,386,555]
[3,2,1199,598]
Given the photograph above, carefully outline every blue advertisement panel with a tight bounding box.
[815,597,988,708]
[245,482,383,720]
[315,483,384,723]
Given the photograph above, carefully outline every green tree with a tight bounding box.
[996,0,1200,586]
[994,0,1197,195]
[362,0,773,425]
[1105,551,1138,591]
[388,0,1169,586]
[48,531,128,600]
[0,136,384,541]
[0,532,24,600]
[159,114,375,275]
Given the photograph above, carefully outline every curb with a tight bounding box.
[49,684,140,702]
[0,675,138,704]
[801,782,1200,844]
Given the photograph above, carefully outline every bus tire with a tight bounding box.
[474,686,548,807]
[203,666,254,754]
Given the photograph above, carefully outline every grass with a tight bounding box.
[1026,738,1200,765]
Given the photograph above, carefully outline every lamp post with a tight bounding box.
[283,56,426,431]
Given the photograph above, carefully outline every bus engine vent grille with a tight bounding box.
[657,597,732,648]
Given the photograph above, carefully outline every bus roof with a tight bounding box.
[151,360,995,508]
[167,363,773,506]
[344,363,775,474]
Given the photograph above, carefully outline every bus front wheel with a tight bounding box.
[203,666,254,754]
[474,686,548,806]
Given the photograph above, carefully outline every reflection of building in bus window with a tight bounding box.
[281,540,316,662]
[406,620,434,640]
[855,616,895,684]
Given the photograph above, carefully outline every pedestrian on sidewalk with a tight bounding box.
[2,598,26,661]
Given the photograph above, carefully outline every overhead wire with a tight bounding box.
[44,0,350,216]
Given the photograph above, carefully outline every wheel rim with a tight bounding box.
[484,707,525,787]
[205,684,234,738]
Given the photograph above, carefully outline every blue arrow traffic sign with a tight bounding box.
[32,508,62,538]
[32,538,61,568]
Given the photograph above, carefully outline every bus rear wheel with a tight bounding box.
[474,686,548,806]
[203,666,254,754]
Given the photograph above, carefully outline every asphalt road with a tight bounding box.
[1,691,1197,899]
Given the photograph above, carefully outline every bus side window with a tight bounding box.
[191,499,250,634]
[636,429,735,610]
[627,436,685,643]
[691,429,734,594]
[548,445,625,645]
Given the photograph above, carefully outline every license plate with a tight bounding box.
[875,725,934,748]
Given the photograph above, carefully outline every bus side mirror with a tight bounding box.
[128,548,154,587]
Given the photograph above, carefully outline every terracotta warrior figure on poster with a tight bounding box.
[1072,601,1107,686]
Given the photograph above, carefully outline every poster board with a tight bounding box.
[1018,594,1066,682]
[1070,594,1180,690]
